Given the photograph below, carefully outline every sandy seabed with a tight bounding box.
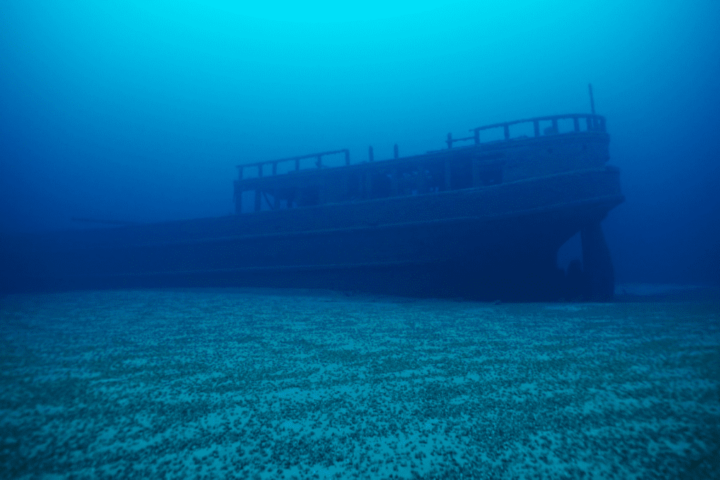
[0,288,718,479]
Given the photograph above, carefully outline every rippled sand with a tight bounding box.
[1,289,718,479]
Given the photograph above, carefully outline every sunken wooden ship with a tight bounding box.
[0,111,623,300]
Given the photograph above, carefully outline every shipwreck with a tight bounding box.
[0,97,623,301]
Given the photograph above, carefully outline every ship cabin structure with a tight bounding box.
[234,114,608,215]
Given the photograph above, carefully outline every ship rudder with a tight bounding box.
[581,221,615,301]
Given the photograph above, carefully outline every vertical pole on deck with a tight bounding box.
[588,83,596,115]
[368,146,374,162]
[393,144,399,159]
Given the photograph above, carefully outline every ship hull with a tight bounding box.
[0,167,622,300]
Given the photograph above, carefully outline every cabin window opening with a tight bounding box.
[240,190,256,214]
[260,191,276,211]
[281,188,297,209]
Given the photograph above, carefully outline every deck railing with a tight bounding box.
[446,113,606,148]
[237,113,606,180]
[237,149,350,180]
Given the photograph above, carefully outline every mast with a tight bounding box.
[588,83,596,115]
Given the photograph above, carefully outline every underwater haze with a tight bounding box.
[1,0,719,286]
[2,3,720,479]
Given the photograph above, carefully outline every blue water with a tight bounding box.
[1,0,719,285]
